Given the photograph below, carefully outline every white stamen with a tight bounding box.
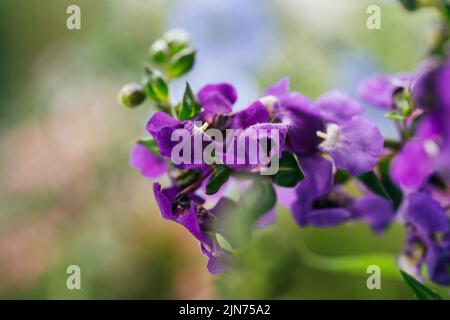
[192,122,209,135]
[259,95,279,111]
[317,123,341,151]
[423,139,439,157]
[316,130,328,140]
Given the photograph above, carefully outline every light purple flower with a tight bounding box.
[315,90,363,124]
[390,137,434,189]
[262,78,324,155]
[358,74,410,109]
[197,83,237,114]
[263,80,384,176]
[317,113,384,176]
[129,143,167,179]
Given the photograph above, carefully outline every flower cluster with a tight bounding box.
[358,58,450,285]
[119,15,450,285]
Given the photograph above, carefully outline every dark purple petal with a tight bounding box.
[315,90,363,124]
[299,155,334,198]
[177,204,214,251]
[276,93,324,154]
[426,246,450,285]
[411,60,450,111]
[404,192,449,234]
[291,155,333,226]
[352,194,394,233]
[197,83,237,114]
[129,143,167,179]
[153,183,178,220]
[307,208,351,227]
[231,100,270,129]
[319,117,383,176]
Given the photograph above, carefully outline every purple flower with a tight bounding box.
[411,60,450,111]
[291,155,351,227]
[230,100,269,129]
[391,60,450,188]
[318,117,384,176]
[129,143,167,179]
[153,183,233,274]
[284,154,394,232]
[262,79,384,176]
[400,192,450,285]
[358,74,410,109]
[197,83,237,115]
[146,112,188,158]
[262,78,324,155]
[403,192,448,234]
[314,91,384,176]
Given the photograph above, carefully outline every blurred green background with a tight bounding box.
[0,0,448,299]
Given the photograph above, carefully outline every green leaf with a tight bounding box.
[378,157,403,209]
[272,152,304,187]
[334,170,350,185]
[167,47,196,78]
[383,139,401,150]
[299,245,400,278]
[206,165,230,195]
[385,111,405,121]
[143,67,169,102]
[240,178,276,222]
[358,171,392,202]
[137,137,160,156]
[178,82,201,120]
[400,270,444,300]
[219,178,277,248]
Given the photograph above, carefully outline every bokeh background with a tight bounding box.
[0,0,448,299]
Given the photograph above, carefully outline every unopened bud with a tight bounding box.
[149,39,170,64]
[118,83,146,108]
[163,29,191,54]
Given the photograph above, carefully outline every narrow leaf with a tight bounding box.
[378,157,403,209]
[400,270,444,300]
[179,82,201,120]
[206,165,230,195]
[273,152,305,187]
[358,171,392,202]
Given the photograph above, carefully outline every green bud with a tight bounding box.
[167,47,196,78]
[163,29,191,54]
[149,39,170,64]
[143,67,169,102]
[118,83,146,108]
